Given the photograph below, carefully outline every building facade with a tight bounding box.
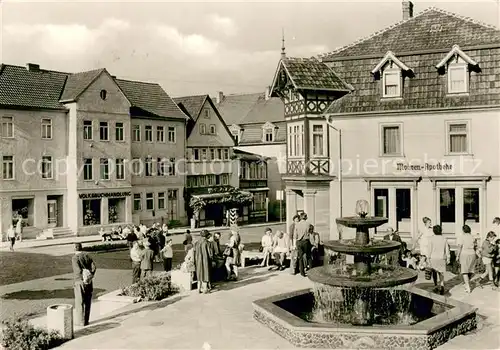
[271,4,500,244]
[0,64,187,238]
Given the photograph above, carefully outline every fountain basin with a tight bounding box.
[253,287,477,350]
[325,239,402,255]
[307,264,418,288]
[336,216,388,229]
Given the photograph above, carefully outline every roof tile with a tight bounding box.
[59,68,104,102]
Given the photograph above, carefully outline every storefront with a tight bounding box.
[247,187,269,223]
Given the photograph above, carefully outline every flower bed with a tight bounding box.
[121,273,179,301]
[82,242,128,252]
[1,319,64,350]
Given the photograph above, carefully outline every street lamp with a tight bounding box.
[324,115,343,218]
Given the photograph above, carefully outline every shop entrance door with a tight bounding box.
[439,187,480,235]
[47,200,57,227]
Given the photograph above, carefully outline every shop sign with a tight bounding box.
[396,162,453,172]
[79,192,131,199]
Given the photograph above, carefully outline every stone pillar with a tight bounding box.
[33,193,47,229]
[285,189,297,232]
[303,190,317,226]
[125,195,133,224]
[101,197,109,225]
[0,196,12,240]
[314,190,331,243]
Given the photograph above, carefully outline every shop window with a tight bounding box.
[99,122,109,141]
[132,125,141,142]
[253,192,266,211]
[146,193,154,210]
[115,122,124,142]
[133,193,142,211]
[374,188,389,218]
[41,156,53,179]
[83,120,93,140]
[1,116,14,138]
[168,190,178,220]
[145,125,153,142]
[381,124,403,156]
[100,158,110,180]
[41,118,52,139]
[83,158,93,180]
[158,192,166,210]
[463,188,479,223]
[83,199,101,226]
[439,188,456,223]
[2,155,14,180]
[446,121,470,154]
[156,126,165,142]
[116,159,125,180]
[108,198,124,223]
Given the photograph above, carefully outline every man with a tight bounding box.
[309,226,321,268]
[72,243,96,327]
[140,240,155,279]
[293,212,311,277]
[130,239,143,284]
[272,230,290,271]
[383,227,403,266]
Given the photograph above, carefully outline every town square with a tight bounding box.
[1,0,500,349]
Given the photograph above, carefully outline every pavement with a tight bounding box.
[33,268,500,350]
[0,221,284,251]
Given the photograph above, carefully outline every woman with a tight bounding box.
[260,228,274,267]
[193,230,213,293]
[7,224,16,251]
[225,229,242,280]
[414,217,433,257]
[428,225,451,295]
[457,225,477,293]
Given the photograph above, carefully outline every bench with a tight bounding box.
[241,250,291,268]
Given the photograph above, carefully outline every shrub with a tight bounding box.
[167,219,182,228]
[82,242,128,252]
[121,273,178,301]
[1,319,64,350]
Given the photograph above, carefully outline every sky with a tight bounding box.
[0,0,499,97]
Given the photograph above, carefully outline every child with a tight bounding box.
[140,240,155,279]
[402,250,417,269]
[479,231,497,285]
[493,238,500,289]
[162,239,173,273]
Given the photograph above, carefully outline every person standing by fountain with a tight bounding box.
[457,225,477,293]
[383,227,403,266]
[427,225,451,295]
[414,217,433,257]
[293,212,312,277]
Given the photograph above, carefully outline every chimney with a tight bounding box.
[216,91,224,104]
[402,1,414,21]
[26,63,40,72]
[265,86,271,100]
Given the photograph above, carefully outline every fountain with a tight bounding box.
[253,200,477,349]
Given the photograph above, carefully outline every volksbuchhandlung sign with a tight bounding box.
[79,192,131,199]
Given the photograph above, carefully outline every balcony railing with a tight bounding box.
[239,179,268,189]
[286,158,330,176]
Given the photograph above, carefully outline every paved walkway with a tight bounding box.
[50,268,499,350]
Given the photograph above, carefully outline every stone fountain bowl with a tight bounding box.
[307,264,418,289]
[336,217,388,229]
[324,239,402,255]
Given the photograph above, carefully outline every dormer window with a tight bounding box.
[436,45,480,95]
[229,124,242,145]
[262,121,276,143]
[371,51,413,99]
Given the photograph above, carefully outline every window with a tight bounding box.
[264,128,274,142]
[193,149,200,161]
[100,89,107,100]
[133,193,142,211]
[288,123,304,157]
[168,126,176,143]
[232,131,239,145]
[83,120,93,140]
[82,199,101,226]
[115,122,124,141]
[253,192,266,211]
[258,163,267,179]
[440,188,455,223]
[1,117,14,138]
[201,149,207,161]
[207,174,215,186]
[383,70,401,97]
[131,158,142,175]
[223,149,229,160]
[145,157,153,177]
[41,118,52,139]
[132,125,141,142]
[156,126,165,142]
[217,149,222,160]
[146,193,154,210]
[221,174,229,185]
[448,64,468,94]
[168,158,176,176]
[374,188,389,218]
[203,109,210,119]
[464,188,480,223]
[209,124,216,135]
[381,124,402,156]
[83,158,93,180]
[168,190,178,219]
[210,149,216,160]
[145,125,153,142]
[99,122,109,141]
[311,124,325,157]
[250,163,257,179]
[199,175,206,187]
[158,192,165,210]
[100,158,110,180]
[2,156,14,179]
[447,121,469,154]
[200,123,206,134]
[41,156,53,179]
[157,157,166,176]
[116,159,125,180]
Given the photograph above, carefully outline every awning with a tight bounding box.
[247,187,270,192]
[193,190,253,200]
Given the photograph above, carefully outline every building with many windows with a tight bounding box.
[271,4,500,243]
[0,63,187,237]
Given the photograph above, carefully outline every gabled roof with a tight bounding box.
[217,92,284,125]
[270,57,353,93]
[321,8,500,60]
[173,95,208,121]
[59,68,106,102]
[116,79,187,120]
[435,45,479,69]
[371,51,412,76]
[0,64,68,110]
